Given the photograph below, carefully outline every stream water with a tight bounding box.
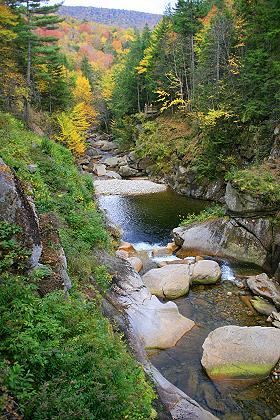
[98,188,280,420]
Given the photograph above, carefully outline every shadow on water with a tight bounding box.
[98,189,280,419]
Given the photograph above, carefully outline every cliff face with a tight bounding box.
[0,158,42,269]
[0,158,71,295]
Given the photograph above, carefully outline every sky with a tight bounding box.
[62,0,176,14]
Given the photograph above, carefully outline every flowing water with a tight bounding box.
[98,188,280,420]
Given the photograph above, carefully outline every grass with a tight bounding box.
[0,112,156,419]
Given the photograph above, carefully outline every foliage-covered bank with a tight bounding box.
[107,0,280,209]
[0,113,155,419]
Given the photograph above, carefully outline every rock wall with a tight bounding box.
[0,158,71,293]
[166,166,225,202]
[0,158,42,268]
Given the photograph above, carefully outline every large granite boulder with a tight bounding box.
[201,325,280,383]
[0,158,42,268]
[99,252,216,420]
[225,182,278,216]
[99,253,194,349]
[247,273,280,309]
[250,296,276,316]
[190,260,221,285]
[118,165,139,177]
[173,217,272,268]
[143,265,191,299]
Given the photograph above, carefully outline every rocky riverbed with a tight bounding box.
[81,132,280,419]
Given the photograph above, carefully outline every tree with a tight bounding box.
[13,0,64,121]
[0,3,27,113]
[110,27,151,118]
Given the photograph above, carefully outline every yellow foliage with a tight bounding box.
[0,4,17,42]
[73,73,93,105]
[197,109,232,126]
[56,103,91,155]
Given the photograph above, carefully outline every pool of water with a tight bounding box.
[98,188,210,244]
[98,189,280,419]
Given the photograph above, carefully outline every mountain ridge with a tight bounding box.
[58,5,162,29]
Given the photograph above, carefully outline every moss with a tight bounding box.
[208,363,272,379]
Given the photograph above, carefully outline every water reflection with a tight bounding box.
[98,189,210,244]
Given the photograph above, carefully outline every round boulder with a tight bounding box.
[190,260,221,285]
[201,325,280,383]
[127,257,143,273]
[143,265,191,299]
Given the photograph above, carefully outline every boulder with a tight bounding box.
[225,182,277,216]
[116,250,129,260]
[106,170,122,179]
[117,155,128,166]
[143,265,191,299]
[27,163,37,173]
[247,274,280,308]
[158,259,192,268]
[166,241,179,252]
[100,141,118,151]
[201,325,280,383]
[100,253,195,349]
[250,296,276,316]
[190,260,221,285]
[151,246,173,257]
[118,241,136,255]
[128,295,195,349]
[99,252,216,419]
[0,158,42,268]
[104,157,119,167]
[173,217,272,268]
[127,256,143,273]
[118,165,139,178]
[94,164,106,177]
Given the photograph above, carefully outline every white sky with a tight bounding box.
[62,0,175,14]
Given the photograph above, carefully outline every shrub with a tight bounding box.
[0,222,30,274]
[180,205,225,227]
[0,277,155,419]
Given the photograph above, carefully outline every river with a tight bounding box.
[98,188,280,420]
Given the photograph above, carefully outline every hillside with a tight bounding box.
[58,6,162,29]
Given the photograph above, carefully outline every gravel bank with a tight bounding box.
[94,179,167,195]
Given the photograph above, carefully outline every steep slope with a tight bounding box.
[58,6,162,29]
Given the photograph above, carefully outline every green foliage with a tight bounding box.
[0,277,155,419]
[111,113,144,150]
[180,204,225,226]
[0,113,155,417]
[0,222,30,274]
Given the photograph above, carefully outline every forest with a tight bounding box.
[0,0,280,418]
[59,5,162,30]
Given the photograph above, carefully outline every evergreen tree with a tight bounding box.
[12,0,65,120]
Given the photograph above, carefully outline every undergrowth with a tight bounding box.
[0,113,156,418]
